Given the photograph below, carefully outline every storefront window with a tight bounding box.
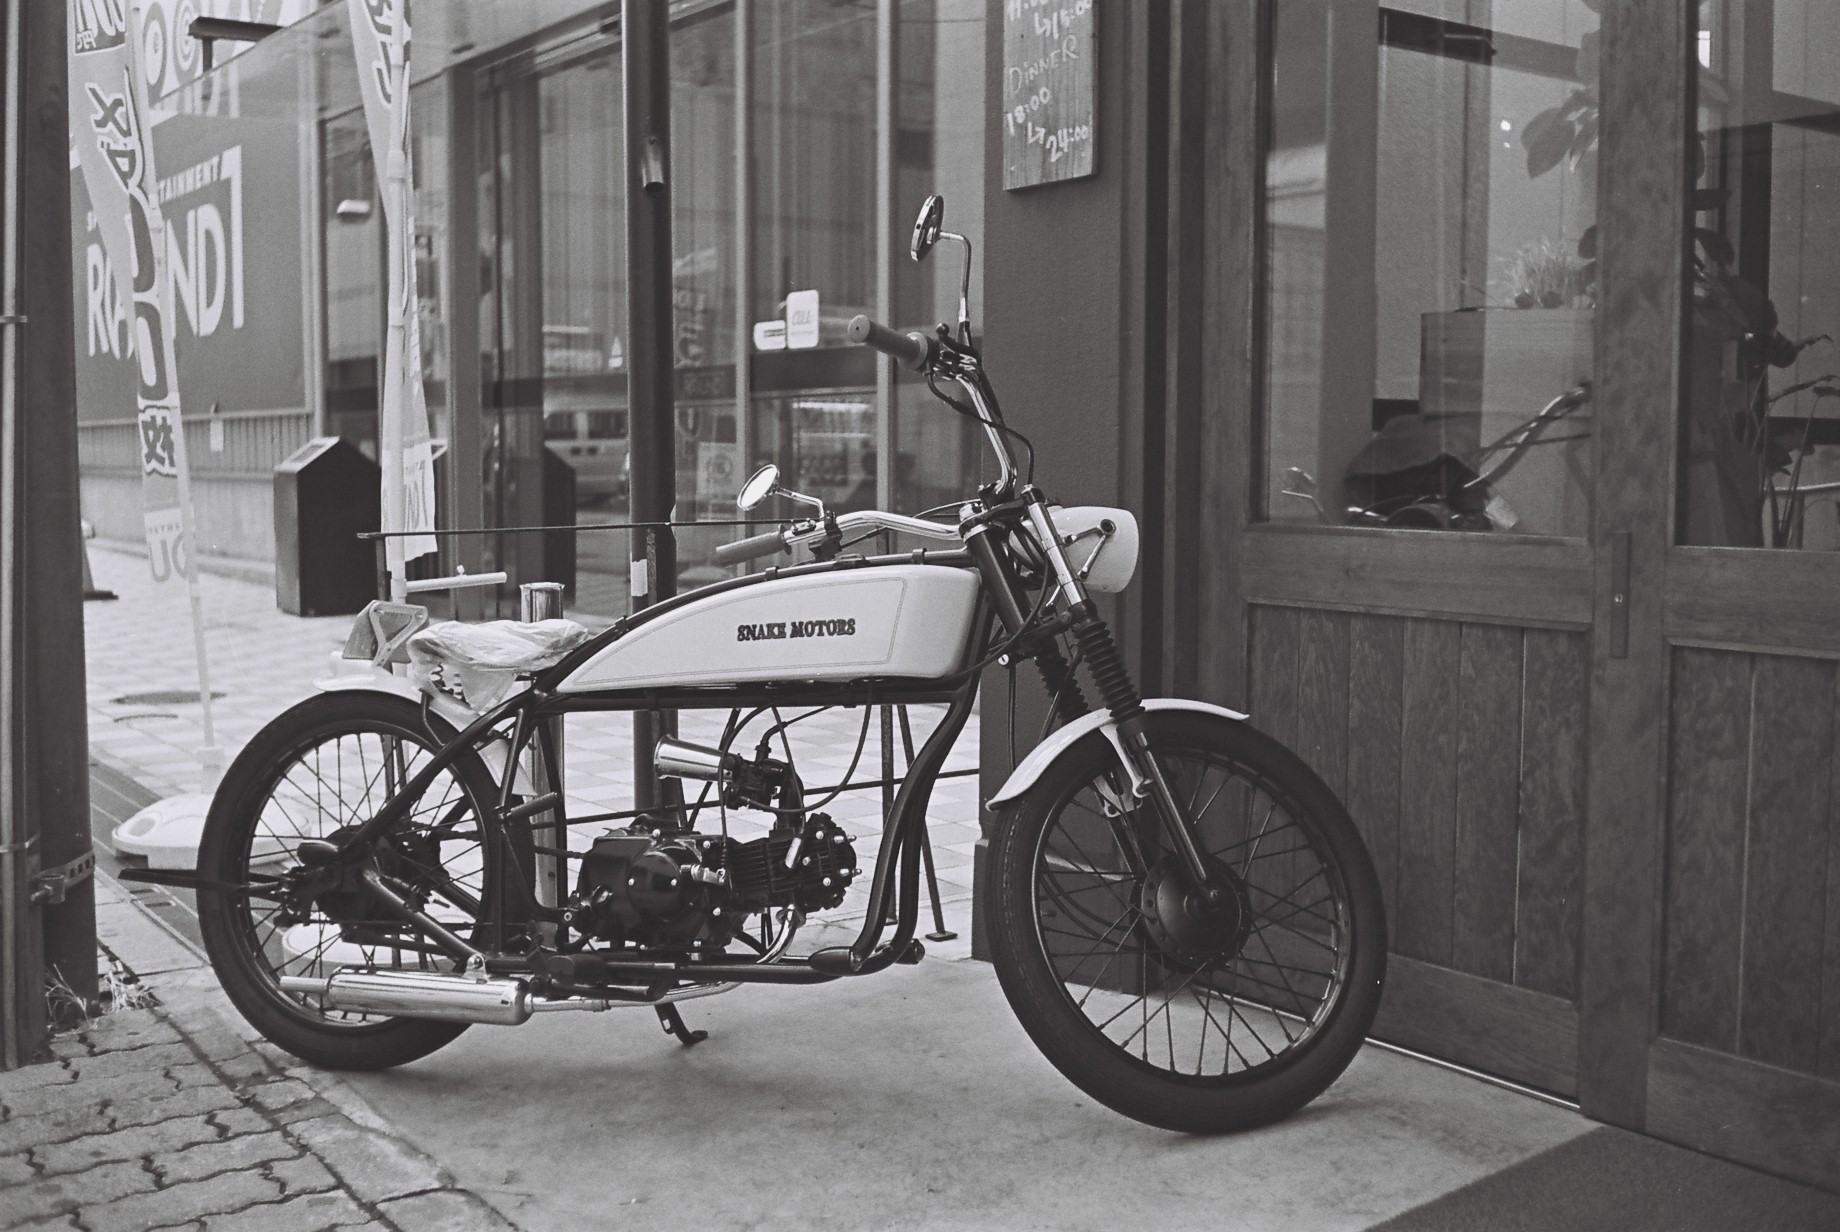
[749,0,880,516]
[1264,1,1599,537]
[1681,0,1840,548]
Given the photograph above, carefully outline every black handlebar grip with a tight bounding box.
[847,314,929,372]
[713,530,789,567]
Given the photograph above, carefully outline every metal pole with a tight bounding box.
[874,0,895,509]
[521,583,565,918]
[625,0,677,812]
[4,0,91,1065]
[0,0,33,1071]
[733,0,752,492]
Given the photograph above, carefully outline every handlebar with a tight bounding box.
[846,312,1020,499]
[846,314,930,372]
[712,529,789,567]
[714,510,960,569]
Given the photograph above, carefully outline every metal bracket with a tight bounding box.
[30,850,95,904]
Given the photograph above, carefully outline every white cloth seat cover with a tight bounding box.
[406,618,592,711]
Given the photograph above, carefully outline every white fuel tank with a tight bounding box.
[556,564,980,693]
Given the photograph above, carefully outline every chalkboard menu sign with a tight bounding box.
[1002,0,1097,190]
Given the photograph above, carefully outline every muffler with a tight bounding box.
[279,970,536,1025]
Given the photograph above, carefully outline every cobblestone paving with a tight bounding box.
[0,1005,514,1231]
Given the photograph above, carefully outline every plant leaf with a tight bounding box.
[1523,108,1574,179]
[1578,225,1597,259]
[1577,30,1600,88]
[1568,110,1600,166]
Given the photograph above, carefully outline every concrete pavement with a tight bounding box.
[21,542,1838,1229]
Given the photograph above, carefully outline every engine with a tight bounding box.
[564,814,858,951]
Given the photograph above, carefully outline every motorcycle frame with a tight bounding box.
[309,545,1003,997]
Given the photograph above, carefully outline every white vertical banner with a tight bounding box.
[70,0,221,777]
[348,0,438,581]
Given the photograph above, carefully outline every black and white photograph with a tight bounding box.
[5,1,1840,1228]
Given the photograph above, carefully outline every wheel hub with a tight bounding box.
[1139,857,1251,967]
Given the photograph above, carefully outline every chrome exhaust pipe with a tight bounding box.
[655,737,737,782]
[277,967,748,1022]
[279,971,536,1025]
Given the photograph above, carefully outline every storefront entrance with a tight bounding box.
[1194,0,1840,1188]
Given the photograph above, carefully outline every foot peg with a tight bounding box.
[656,1003,707,1046]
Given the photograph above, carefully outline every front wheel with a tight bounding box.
[987,711,1386,1133]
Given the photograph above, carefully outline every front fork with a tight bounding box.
[968,496,1215,896]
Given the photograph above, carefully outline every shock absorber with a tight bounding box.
[1033,642,1091,728]
[1071,608,1142,722]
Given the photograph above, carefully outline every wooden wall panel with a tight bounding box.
[1397,619,1461,966]
[1347,616,1404,928]
[1737,657,1833,1074]
[1516,629,1587,1000]
[1453,624,1524,984]
[1661,648,1752,1050]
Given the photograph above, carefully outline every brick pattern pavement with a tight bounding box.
[0,1005,512,1232]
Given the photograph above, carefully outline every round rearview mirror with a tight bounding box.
[910,195,945,262]
[737,463,780,512]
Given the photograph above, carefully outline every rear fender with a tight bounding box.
[985,698,1248,810]
[315,667,525,791]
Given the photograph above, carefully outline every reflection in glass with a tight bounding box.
[1264,1,1597,537]
[1682,0,1840,548]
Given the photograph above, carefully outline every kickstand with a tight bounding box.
[656,1004,707,1047]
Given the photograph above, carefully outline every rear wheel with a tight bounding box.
[198,691,516,1070]
[987,711,1386,1132]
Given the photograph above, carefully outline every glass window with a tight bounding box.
[749,0,880,516]
[1264,1,1599,537]
[1682,0,1840,548]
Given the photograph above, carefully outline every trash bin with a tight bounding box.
[274,436,380,616]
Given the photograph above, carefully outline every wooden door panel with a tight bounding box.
[1346,615,1404,927]
[1647,1040,1840,1193]
[1397,617,1461,967]
[1660,647,1840,1080]
[1247,604,1590,1093]
[1454,623,1523,985]
[1514,629,1588,1001]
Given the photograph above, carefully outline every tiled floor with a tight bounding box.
[83,545,984,944]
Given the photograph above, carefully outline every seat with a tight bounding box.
[406,618,593,711]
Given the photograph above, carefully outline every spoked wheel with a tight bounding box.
[988,711,1386,1133]
[198,690,519,1070]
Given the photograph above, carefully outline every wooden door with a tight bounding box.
[1189,0,1840,1188]
[1195,0,1597,1099]
[1589,0,1840,1190]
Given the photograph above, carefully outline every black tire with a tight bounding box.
[987,711,1386,1133]
[197,690,514,1070]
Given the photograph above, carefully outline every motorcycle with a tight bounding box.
[148,195,1387,1134]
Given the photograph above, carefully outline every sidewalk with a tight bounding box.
[31,544,1840,1230]
[0,878,512,1231]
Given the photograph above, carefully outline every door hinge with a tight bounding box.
[30,850,95,904]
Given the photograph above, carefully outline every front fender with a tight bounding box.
[985,698,1248,810]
